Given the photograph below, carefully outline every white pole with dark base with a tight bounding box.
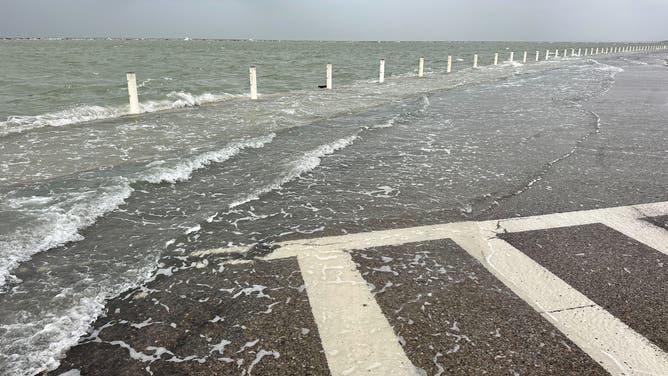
[326,63,332,90]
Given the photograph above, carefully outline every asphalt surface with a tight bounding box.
[47,255,330,376]
[42,54,668,375]
[479,54,668,221]
[348,239,608,375]
[501,223,668,353]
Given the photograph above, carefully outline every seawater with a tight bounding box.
[0,39,642,375]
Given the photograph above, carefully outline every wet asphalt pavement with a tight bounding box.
[348,239,607,375]
[44,53,668,375]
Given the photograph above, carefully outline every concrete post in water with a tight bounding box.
[578,48,582,56]
[379,59,385,83]
[571,48,575,56]
[326,63,333,90]
[509,51,514,62]
[535,50,540,61]
[555,49,559,58]
[596,47,599,54]
[494,52,499,65]
[418,57,424,78]
[545,49,550,60]
[584,48,588,56]
[563,49,567,57]
[249,66,258,100]
[126,72,140,114]
[447,55,452,73]
[523,51,528,63]
[473,53,478,68]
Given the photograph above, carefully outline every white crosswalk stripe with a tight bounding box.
[199,201,668,375]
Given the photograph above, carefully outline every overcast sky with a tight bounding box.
[1,0,667,41]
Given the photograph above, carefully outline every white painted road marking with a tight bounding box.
[202,201,668,375]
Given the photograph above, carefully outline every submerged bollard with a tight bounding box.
[447,55,452,73]
[523,51,527,63]
[379,59,385,83]
[494,52,499,65]
[418,57,424,78]
[326,63,332,90]
[249,66,258,100]
[126,72,140,114]
[473,53,478,68]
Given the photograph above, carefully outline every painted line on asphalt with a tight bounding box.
[452,221,668,376]
[198,201,668,375]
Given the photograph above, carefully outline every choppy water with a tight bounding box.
[0,39,658,375]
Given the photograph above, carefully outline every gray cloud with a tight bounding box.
[1,0,666,41]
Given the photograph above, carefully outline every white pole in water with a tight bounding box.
[379,59,385,83]
[447,55,452,73]
[326,63,332,90]
[584,48,588,56]
[571,48,575,57]
[473,53,478,68]
[494,52,499,65]
[545,49,550,60]
[509,51,514,62]
[418,57,424,78]
[563,49,567,57]
[523,51,528,63]
[578,48,582,56]
[126,72,140,114]
[249,66,258,100]
[596,47,599,54]
[555,49,559,58]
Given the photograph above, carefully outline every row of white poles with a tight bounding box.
[126,44,666,114]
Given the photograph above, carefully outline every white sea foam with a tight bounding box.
[139,91,240,113]
[229,135,358,208]
[141,134,275,184]
[0,254,158,375]
[372,114,400,129]
[0,105,122,136]
[0,91,239,137]
[0,181,134,289]
[589,60,625,76]
[0,134,275,289]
